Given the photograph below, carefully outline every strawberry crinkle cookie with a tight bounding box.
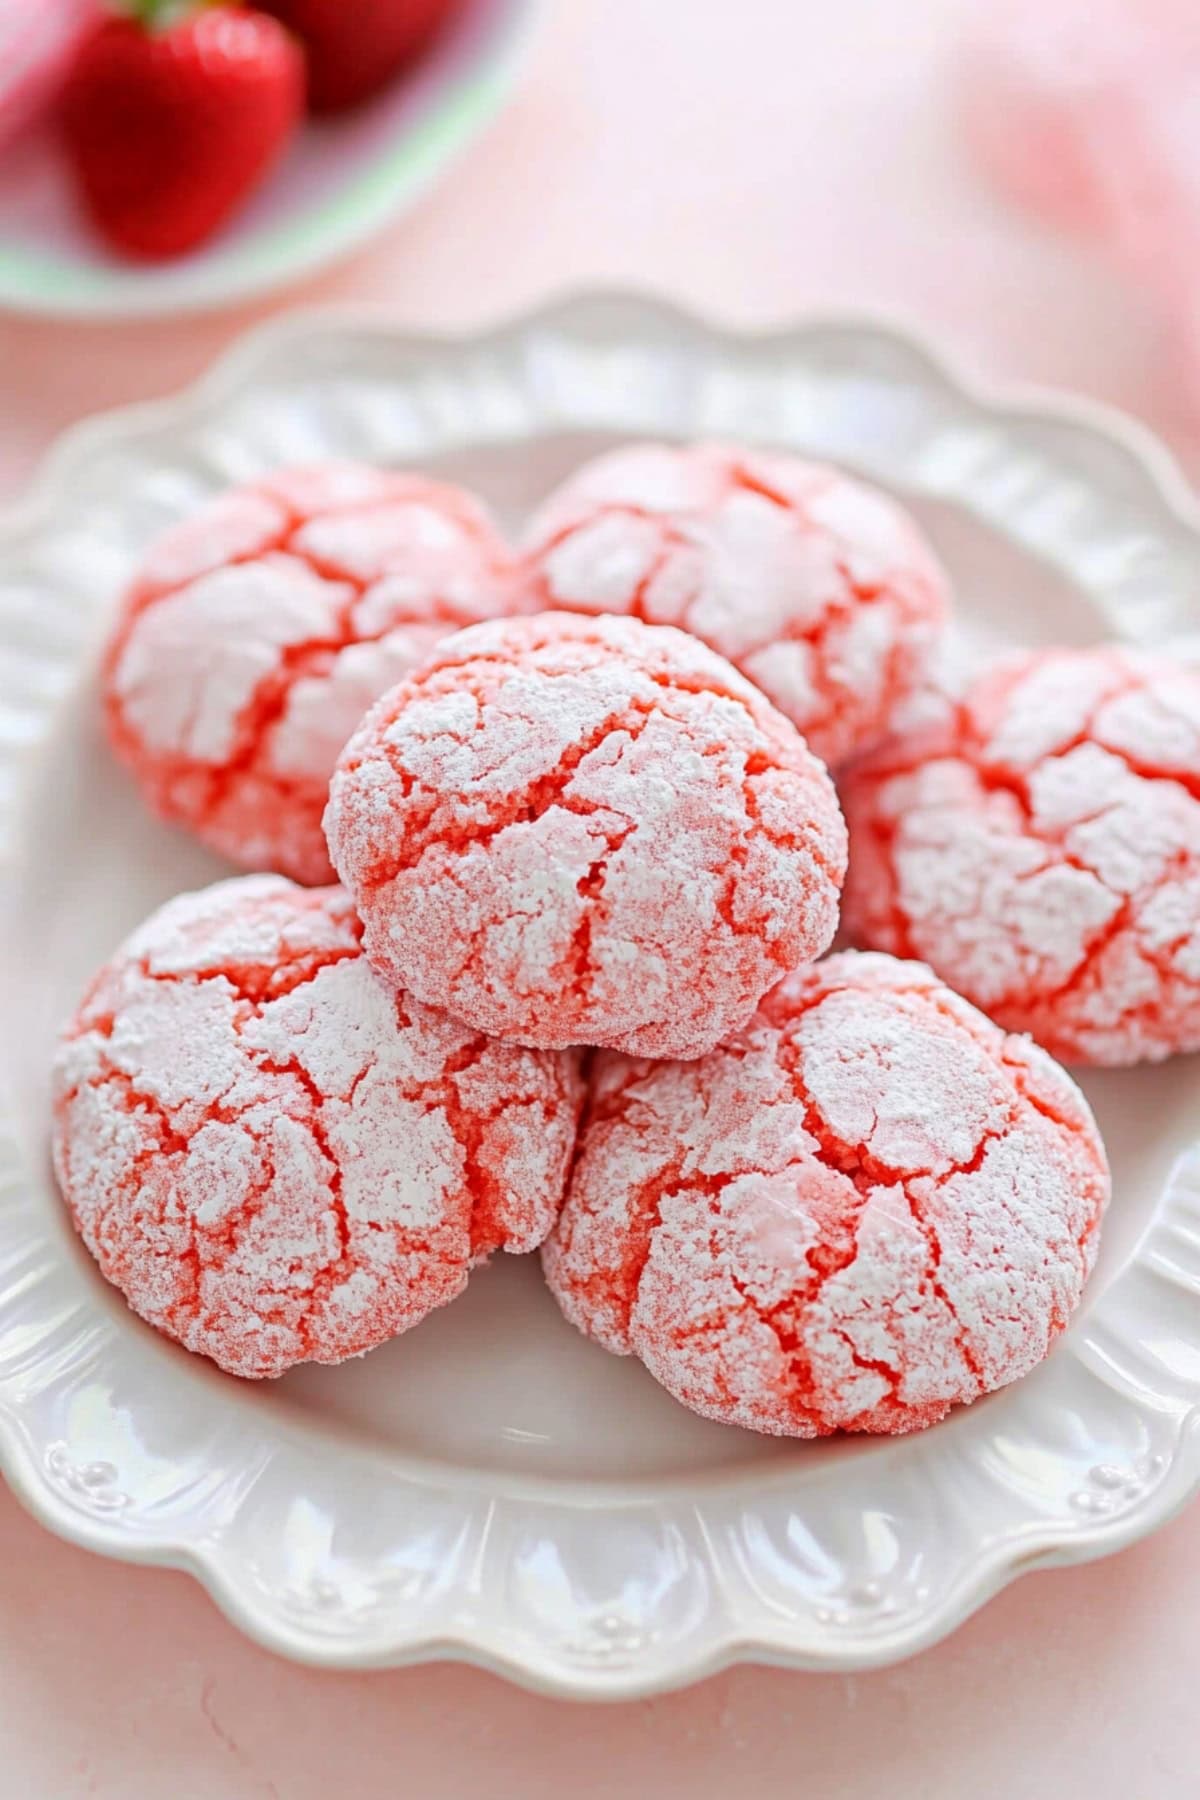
[841,645,1200,1065]
[543,951,1109,1438]
[519,441,950,766]
[104,462,521,886]
[324,611,848,1061]
[51,875,583,1379]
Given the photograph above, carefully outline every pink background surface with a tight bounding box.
[1,0,1197,1792]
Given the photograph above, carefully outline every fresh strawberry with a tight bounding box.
[258,0,462,113]
[61,3,304,259]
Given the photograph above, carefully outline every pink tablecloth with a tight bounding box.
[0,1,1195,1793]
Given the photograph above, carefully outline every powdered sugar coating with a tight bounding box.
[324,611,848,1060]
[51,876,583,1378]
[519,441,950,766]
[543,951,1108,1437]
[105,463,521,885]
[841,645,1200,1065]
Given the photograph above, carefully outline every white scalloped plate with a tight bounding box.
[2,296,1200,1698]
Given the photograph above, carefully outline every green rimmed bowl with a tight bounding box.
[0,0,534,320]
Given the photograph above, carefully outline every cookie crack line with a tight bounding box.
[105,468,521,884]
[124,942,364,1009]
[668,1065,1002,1400]
[866,660,1200,816]
[352,695,672,890]
[544,952,1108,1437]
[843,647,1200,1062]
[846,792,1152,1013]
[59,1063,295,1340]
[112,506,373,755]
[527,497,904,673]
[520,443,949,768]
[724,1189,908,1420]
[53,878,582,1378]
[327,613,845,1058]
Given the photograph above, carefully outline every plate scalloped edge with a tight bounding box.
[2,293,1200,1699]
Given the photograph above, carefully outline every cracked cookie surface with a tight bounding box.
[324,611,848,1059]
[542,951,1108,1437]
[519,441,949,766]
[841,645,1200,1065]
[105,463,521,885]
[51,875,583,1378]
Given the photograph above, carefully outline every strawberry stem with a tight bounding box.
[123,0,195,29]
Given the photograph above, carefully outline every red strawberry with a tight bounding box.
[61,3,304,259]
[258,0,461,113]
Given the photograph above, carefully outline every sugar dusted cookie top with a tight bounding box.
[52,876,583,1378]
[324,611,848,1060]
[543,951,1109,1437]
[841,644,1200,1065]
[105,462,520,885]
[520,441,950,766]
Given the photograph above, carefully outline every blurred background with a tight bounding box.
[0,1,1196,1795]
[3,0,1199,494]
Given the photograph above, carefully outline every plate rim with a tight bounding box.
[2,291,1200,1698]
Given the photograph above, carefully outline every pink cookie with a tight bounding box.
[324,611,847,1060]
[543,951,1109,1438]
[105,463,520,886]
[519,442,950,766]
[52,876,583,1378]
[841,645,1200,1065]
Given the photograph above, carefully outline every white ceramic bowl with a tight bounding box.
[1,295,1199,1697]
[0,0,534,319]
